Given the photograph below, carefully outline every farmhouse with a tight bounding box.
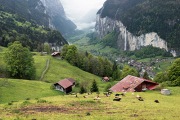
[102,76,110,82]
[54,78,75,93]
[51,52,60,57]
[109,75,159,92]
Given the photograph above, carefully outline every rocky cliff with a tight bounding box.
[95,0,180,57]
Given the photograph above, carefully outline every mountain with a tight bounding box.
[0,10,67,50]
[0,0,76,35]
[95,0,180,56]
[0,0,69,50]
[40,0,77,35]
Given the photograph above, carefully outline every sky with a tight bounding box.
[60,0,106,30]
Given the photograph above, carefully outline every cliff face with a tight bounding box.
[95,0,180,57]
[95,15,170,54]
[40,0,77,35]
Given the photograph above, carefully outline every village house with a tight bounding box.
[51,52,60,57]
[102,76,110,82]
[109,75,159,92]
[54,78,75,94]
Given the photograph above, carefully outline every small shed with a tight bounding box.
[54,78,75,93]
[102,77,110,82]
[51,52,60,57]
[109,75,159,92]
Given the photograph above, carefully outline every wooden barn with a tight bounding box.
[102,76,110,82]
[51,52,60,57]
[109,75,159,92]
[54,78,75,94]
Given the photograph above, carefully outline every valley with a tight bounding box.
[0,0,179,119]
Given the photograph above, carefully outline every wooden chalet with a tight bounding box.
[109,75,159,92]
[54,78,75,93]
[102,77,110,82]
[51,52,60,57]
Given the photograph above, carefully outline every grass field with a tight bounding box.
[73,37,117,56]
[0,87,179,120]
[42,56,109,92]
[1,46,180,119]
[0,53,109,103]
[33,53,50,80]
[0,78,61,104]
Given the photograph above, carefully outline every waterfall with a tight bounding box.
[124,27,127,51]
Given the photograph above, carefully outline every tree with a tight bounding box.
[4,41,36,79]
[61,44,69,59]
[64,45,78,65]
[121,65,139,79]
[143,71,150,80]
[154,58,180,86]
[79,85,87,94]
[104,83,112,92]
[90,80,99,93]
[112,69,121,80]
[154,72,169,83]
[103,58,113,77]
[168,58,180,86]
[112,61,121,80]
[44,42,51,54]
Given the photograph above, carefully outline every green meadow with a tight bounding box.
[0,49,180,120]
[0,87,180,120]
[0,53,107,103]
[0,78,61,104]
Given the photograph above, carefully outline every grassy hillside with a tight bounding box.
[0,87,180,119]
[33,53,106,91]
[0,53,110,103]
[42,56,109,92]
[33,54,50,80]
[0,78,61,104]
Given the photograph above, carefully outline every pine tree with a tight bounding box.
[143,71,150,80]
[90,80,99,92]
[79,86,86,94]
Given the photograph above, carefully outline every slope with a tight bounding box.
[0,78,61,104]
[0,10,67,50]
[0,53,107,103]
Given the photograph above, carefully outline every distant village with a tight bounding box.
[116,56,172,79]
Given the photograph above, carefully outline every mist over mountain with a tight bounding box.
[61,0,106,30]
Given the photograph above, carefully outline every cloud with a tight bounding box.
[60,0,106,30]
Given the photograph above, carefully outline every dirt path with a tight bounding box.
[39,59,50,81]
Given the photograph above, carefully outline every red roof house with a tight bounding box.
[54,78,75,93]
[109,75,159,92]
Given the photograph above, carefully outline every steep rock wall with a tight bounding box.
[95,15,176,56]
